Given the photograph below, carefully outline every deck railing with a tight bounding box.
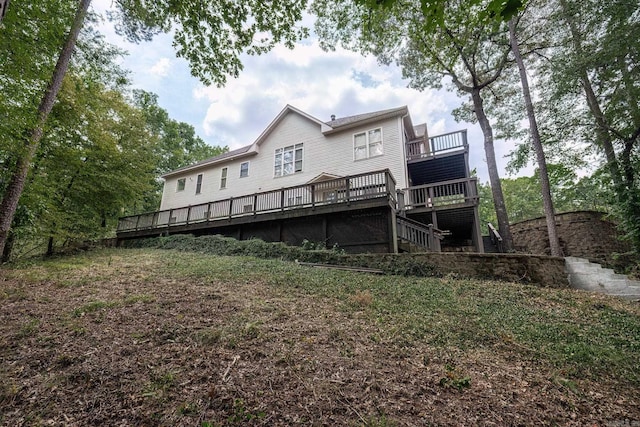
[118,169,397,233]
[396,215,443,251]
[406,129,468,160]
[487,222,504,253]
[404,177,478,210]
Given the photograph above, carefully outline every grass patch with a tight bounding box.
[17,317,39,339]
[72,300,116,318]
[134,249,640,384]
[2,247,640,425]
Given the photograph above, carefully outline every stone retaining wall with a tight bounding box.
[125,234,569,288]
[510,211,629,263]
[336,252,569,288]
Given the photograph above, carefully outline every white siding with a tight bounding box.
[159,111,408,210]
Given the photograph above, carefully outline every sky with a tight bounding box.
[92,1,527,183]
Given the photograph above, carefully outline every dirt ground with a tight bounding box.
[1,250,639,426]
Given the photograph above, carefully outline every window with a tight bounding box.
[195,174,203,194]
[240,162,249,178]
[354,128,383,160]
[220,167,228,189]
[176,178,186,192]
[274,143,303,177]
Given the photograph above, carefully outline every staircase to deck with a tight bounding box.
[396,215,442,252]
[565,257,640,300]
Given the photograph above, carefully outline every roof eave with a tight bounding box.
[160,150,257,179]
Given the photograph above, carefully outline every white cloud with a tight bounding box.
[194,41,458,153]
[149,58,172,77]
[92,7,522,183]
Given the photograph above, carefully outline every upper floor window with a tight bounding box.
[240,162,249,178]
[176,178,186,192]
[274,143,303,177]
[220,167,228,189]
[195,174,203,194]
[354,128,383,161]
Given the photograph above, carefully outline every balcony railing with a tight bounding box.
[406,129,468,161]
[404,177,478,210]
[117,169,397,233]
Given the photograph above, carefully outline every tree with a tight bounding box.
[0,0,308,258]
[0,0,91,260]
[132,90,228,212]
[35,74,157,254]
[508,13,562,256]
[312,0,516,250]
[531,0,640,252]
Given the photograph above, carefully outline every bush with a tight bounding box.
[122,235,441,278]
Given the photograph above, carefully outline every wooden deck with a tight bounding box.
[406,129,468,161]
[117,166,482,253]
[117,170,397,239]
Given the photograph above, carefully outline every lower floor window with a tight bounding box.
[275,143,303,177]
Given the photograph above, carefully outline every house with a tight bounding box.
[117,105,484,253]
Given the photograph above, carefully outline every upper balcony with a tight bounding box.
[406,129,470,186]
[406,129,468,162]
[399,177,479,214]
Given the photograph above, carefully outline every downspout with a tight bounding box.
[400,113,411,190]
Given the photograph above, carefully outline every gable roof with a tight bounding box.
[161,104,415,178]
[161,145,254,178]
[322,106,409,135]
[413,123,427,138]
[252,104,331,147]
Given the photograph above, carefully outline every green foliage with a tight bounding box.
[72,300,115,317]
[504,0,640,253]
[438,364,471,390]
[0,0,77,166]
[227,398,265,423]
[125,234,441,278]
[109,0,309,86]
[131,90,228,212]
[479,165,616,227]
[353,0,524,26]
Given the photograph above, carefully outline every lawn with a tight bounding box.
[1,248,639,426]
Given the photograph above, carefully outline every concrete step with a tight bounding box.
[565,257,640,300]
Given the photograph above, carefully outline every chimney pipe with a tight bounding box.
[330,114,336,121]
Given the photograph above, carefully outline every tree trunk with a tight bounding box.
[47,236,55,256]
[0,0,91,259]
[470,88,514,252]
[1,230,14,263]
[509,18,562,257]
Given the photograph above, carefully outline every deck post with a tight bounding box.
[389,207,398,253]
[281,189,285,212]
[396,190,405,215]
[228,198,233,219]
[186,206,192,225]
[253,194,258,216]
[135,215,141,231]
[345,177,351,205]
[473,204,484,253]
[311,184,315,210]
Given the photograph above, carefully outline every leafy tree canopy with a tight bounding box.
[109,0,309,86]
